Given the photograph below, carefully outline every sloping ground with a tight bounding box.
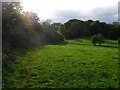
[3,37,118,88]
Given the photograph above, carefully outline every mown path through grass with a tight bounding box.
[3,37,118,88]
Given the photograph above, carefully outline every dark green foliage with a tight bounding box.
[63,19,120,40]
[91,34,98,46]
[51,23,61,31]
[98,34,104,45]
[90,21,107,37]
[57,24,67,39]
[41,21,64,43]
[87,21,120,40]
[118,37,120,45]
[2,2,64,67]
[91,34,105,46]
[64,19,90,39]
[2,2,64,48]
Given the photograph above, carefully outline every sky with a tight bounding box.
[21,0,119,24]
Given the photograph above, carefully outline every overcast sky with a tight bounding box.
[21,0,119,23]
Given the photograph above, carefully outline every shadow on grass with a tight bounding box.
[51,41,68,45]
[77,43,90,45]
[104,40,117,45]
[99,45,118,48]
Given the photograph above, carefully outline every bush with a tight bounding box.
[98,34,104,45]
[91,34,98,46]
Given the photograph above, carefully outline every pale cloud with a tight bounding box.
[21,0,119,23]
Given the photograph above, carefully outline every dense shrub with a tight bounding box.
[98,34,104,45]
[91,34,98,46]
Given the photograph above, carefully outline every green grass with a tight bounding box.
[3,37,119,88]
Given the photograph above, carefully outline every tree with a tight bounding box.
[118,37,120,45]
[57,24,67,39]
[91,34,98,46]
[64,19,90,39]
[51,23,61,31]
[98,34,104,45]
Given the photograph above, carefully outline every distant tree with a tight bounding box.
[97,34,104,45]
[86,20,93,24]
[118,37,120,45]
[64,19,90,39]
[91,34,98,46]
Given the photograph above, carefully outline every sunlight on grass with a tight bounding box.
[3,37,118,88]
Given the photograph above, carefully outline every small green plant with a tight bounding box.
[91,34,98,46]
[98,34,104,45]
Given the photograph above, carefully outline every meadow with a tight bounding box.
[3,37,118,88]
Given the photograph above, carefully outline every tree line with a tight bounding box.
[58,19,120,40]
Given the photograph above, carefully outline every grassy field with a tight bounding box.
[3,37,119,88]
